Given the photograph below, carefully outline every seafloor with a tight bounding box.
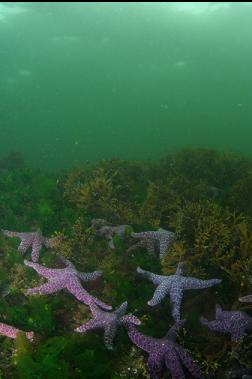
[0,148,251,379]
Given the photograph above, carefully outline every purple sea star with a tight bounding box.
[126,320,204,379]
[137,264,221,320]
[0,322,34,341]
[2,228,57,262]
[75,301,141,349]
[91,219,130,249]
[24,255,112,310]
[131,228,175,259]
[200,304,252,342]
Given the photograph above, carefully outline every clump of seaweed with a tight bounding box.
[62,159,149,225]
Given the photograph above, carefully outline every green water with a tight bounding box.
[1,2,252,170]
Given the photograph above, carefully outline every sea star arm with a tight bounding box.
[57,254,76,269]
[159,233,174,259]
[26,280,64,295]
[24,260,57,280]
[114,301,128,317]
[200,317,228,334]
[66,277,112,310]
[137,267,166,285]
[147,281,170,307]
[183,277,221,290]
[215,304,224,319]
[0,322,34,341]
[239,294,252,303]
[165,320,185,341]
[169,286,183,321]
[104,324,117,350]
[120,314,141,326]
[78,270,103,282]
[147,353,165,379]
[127,325,160,353]
[164,349,186,379]
[2,230,32,252]
[26,331,35,342]
[175,346,204,379]
[159,240,169,259]
[19,238,33,253]
[31,240,42,262]
[132,231,159,239]
[88,302,103,317]
[2,230,29,240]
[108,236,115,249]
[75,319,101,333]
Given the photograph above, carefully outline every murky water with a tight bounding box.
[1,2,252,169]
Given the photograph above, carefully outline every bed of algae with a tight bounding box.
[0,147,252,379]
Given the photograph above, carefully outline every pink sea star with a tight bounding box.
[75,301,141,350]
[2,228,57,262]
[24,255,112,310]
[0,322,34,341]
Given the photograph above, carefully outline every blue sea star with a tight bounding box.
[137,264,221,320]
[200,304,252,342]
[131,228,175,259]
[2,228,57,262]
[24,255,111,310]
[75,301,141,349]
[126,320,204,379]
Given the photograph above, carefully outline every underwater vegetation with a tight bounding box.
[0,147,252,378]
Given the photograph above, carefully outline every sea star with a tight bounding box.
[24,255,112,310]
[239,295,252,303]
[91,219,130,249]
[0,322,34,341]
[75,301,141,350]
[131,228,175,259]
[200,304,252,342]
[2,228,57,262]
[126,320,204,379]
[137,264,221,320]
